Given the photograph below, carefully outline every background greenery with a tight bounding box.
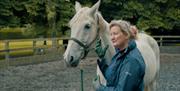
[0,0,179,39]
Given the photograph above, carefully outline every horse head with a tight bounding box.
[64,0,101,67]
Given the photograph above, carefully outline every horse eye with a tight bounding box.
[84,24,91,30]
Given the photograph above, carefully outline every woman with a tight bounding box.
[93,20,145,91]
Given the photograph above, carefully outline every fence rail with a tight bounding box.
[152,36,180,46]
[0,36,180,54]
[0,38,69,62]
[0,36,179,66]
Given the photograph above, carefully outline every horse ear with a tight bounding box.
[89,0,101,17]
[75,1,82,12]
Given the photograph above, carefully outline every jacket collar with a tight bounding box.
[116,40,137,55]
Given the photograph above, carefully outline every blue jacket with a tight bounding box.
[97,40,145,91]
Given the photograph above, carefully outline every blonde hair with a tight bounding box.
[109,20,132,39]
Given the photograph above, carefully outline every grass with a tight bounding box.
[0,39,63,60]
[176,43,180,46]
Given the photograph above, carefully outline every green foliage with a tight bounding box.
[0,0,12,16]
[0,0,179,37]
[101,0,180,32]
[0,27,27,39]
[0,0,21,27]
[56,0,74,34]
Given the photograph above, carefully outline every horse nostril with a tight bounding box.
[70,56,74,63]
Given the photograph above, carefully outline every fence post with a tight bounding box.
[33,40,36,53]
[160,37,163,46]
[52,38,57,49]
[5,40,9,65]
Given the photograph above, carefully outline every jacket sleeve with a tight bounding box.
[97,59,144,91]
[97,58,108,76]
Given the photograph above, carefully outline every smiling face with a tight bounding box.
[110,25,129,50]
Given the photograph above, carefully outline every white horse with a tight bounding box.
[64,0,160,91]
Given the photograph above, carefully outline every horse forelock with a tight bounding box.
[69,7,91,27]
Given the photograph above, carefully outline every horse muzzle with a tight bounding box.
[64,55,80,67]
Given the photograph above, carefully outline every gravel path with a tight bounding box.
[0,54,180,91]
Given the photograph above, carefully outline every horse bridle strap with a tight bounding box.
[70,28,99,59]
[70,15,100,59]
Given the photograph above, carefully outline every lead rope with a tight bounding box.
[80,29,100,91]
[79,15,100,91]
[80,59,84,91]
[80,68,84,91]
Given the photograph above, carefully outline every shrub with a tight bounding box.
[0,27,28,40]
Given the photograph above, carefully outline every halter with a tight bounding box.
[69,15,100,59]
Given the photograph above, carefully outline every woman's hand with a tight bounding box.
[95,39,109,59]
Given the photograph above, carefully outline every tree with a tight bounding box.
[101,0,180,33]
[0,0,179,36]
[56,0,74,36]
[0,0,20,27]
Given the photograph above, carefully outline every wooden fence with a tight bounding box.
[0,38,69,62]
[0,36,180,59]
[153,36,180,46]
[0,36,179,67]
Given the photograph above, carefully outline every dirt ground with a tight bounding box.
[0,54,180,91]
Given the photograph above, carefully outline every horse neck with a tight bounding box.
[97,14,116,64]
